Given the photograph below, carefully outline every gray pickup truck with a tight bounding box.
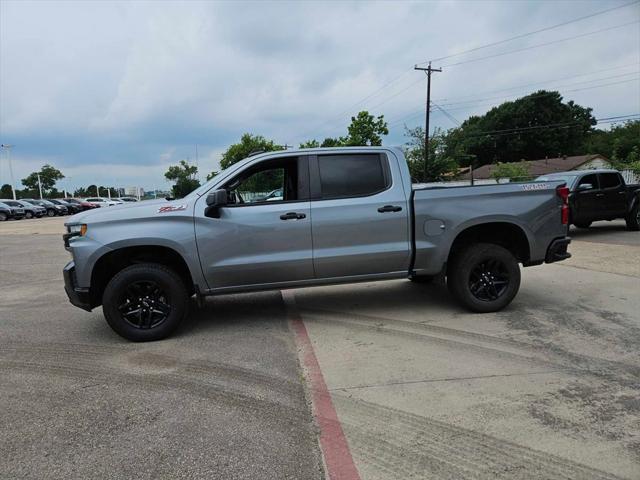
[63,147,571,341]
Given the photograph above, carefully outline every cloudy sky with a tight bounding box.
[1,0,638,192]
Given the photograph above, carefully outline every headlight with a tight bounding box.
[67,224,87,236]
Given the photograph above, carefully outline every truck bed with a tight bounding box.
[410,180,567,275]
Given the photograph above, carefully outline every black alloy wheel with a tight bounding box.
[118,280,172,329]
[468,259,510,302]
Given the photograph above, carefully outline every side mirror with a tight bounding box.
[205,189,227,218]
[577,183,593,191]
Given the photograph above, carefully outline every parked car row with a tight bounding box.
[0,196,139,221]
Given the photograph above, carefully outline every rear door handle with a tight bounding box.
[596,193,605,197]
[378,205,402,213]
[280,212,306,220]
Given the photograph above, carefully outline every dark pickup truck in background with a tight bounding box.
[536,169,640,231]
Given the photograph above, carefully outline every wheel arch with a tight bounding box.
[89,245,195,308]
[447,221,531,268]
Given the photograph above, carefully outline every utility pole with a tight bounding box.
[414,62,442,182]
[1,144,16,199]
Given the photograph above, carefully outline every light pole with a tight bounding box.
[37,173,43,199]
[1,144,16,200]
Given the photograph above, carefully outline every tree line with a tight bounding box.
[4,90,637,199]
[0,163,122,200]
[164,90,639,196]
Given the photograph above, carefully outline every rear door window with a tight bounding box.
[599,173,620,189]
[317,154,389,199]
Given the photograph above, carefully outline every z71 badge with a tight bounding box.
[158,204,187,213]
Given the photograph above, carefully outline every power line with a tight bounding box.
[386,77,640,128]
[440,20,639,68]
[420,0,640,65]
[294,68,414,144]
[457,114,639,140]
[367,77,424,112]
[438,71,640,108]
[441,77,640,112]
[432,102,461,126]
[433,62,640,103]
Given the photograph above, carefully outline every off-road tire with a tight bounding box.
[102,263,189,342]
[626,203,640,231]
[447,243,521,313]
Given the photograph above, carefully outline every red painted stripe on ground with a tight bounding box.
[283,290,362,480]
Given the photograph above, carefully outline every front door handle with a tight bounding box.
[280,212,306,220]
[377,205,402,213]
[596,193,605,198]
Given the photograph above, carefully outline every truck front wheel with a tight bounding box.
[102,263,189,341]
[447,243,521,313]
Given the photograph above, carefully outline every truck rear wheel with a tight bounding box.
[626,203,640,231]
[447,243,520,313]
[102,263,189,341]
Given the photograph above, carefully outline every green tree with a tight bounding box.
[586,120,640,165]
[490,161,531,183]
[320,137,344,147]
[299,139,320,148]
[165,160,201,198]
[74,187,90,197]
[220,134,283,170]
[444,91,596,167]
[300,111,389,149]
[21,164,65,195]
[345,111,389,146]
[1,184,12,198]
[403,126,458,182]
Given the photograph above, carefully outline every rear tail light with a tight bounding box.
[557,185,570,225]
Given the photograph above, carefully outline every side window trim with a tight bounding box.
[310,152,392,201]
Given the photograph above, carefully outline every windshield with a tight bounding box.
[535,175,577,188]
[40,200,54,206]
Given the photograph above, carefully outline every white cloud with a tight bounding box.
[1,0,638,189]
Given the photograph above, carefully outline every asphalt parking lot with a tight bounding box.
[1,217,639,479]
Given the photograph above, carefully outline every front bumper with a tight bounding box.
[63,261,92,311]
[545,237,571,263]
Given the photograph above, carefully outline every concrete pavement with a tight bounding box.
[0,218,324,480]
[292,220,640,479]
[1,216,638,479]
